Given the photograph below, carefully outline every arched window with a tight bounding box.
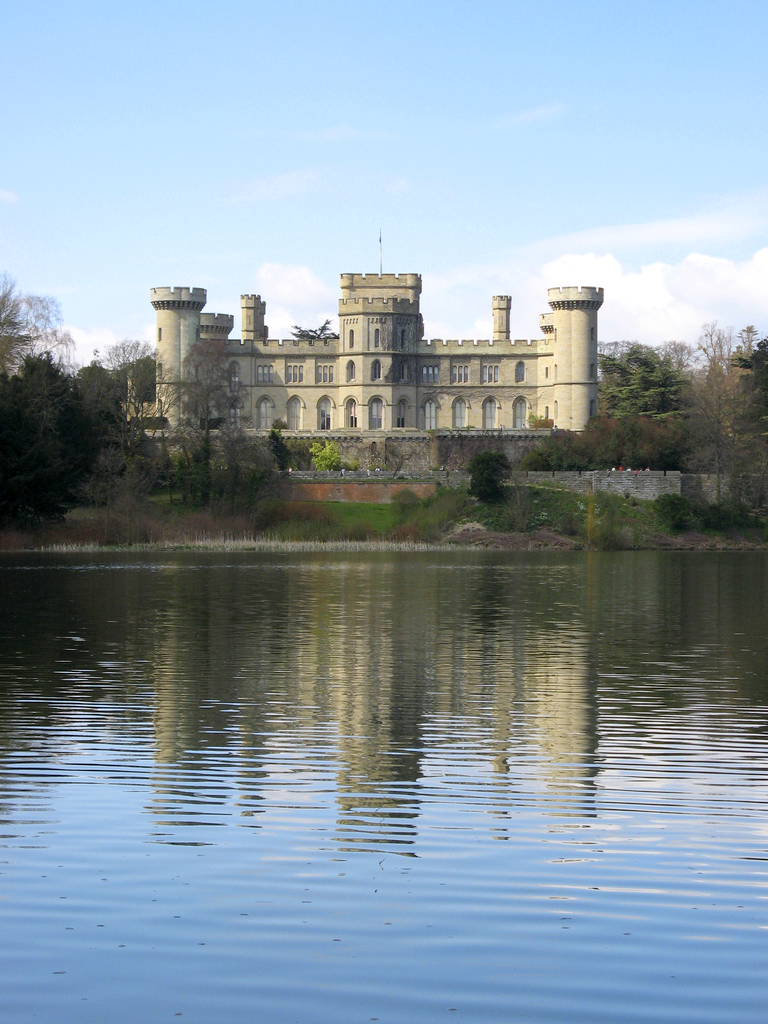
[453,398,466,428]
[554,364,558,382]
[513,397,527,429]
[346,359,355,382]
[400,329,406,350]
[369,398,383,430]
[348,329,354,350]
[554,400,558,420]
[229,401,241,427]
[229,363,240,392]
[589,399,596,417]
[287,396,301,431]
[423,400,436,430]
[483,398,496,429]
[318,398,331,430]
[589,363,595,380]
[258,397,271,430]
[374,328,380,348]
[157,327,162,342]
[545,366,549,379]
[515,361,525,383]
[396,399,406,427]
[371,359,381,381]
[346,399,358,428]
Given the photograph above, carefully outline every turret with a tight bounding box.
[546,286,603,430]
[200,312,234,344]
[241,294,268,344]
[492,296,511,342]
[150,286,207,426]
[338,273,422,353]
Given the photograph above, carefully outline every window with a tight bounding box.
[591,327,595,341]
[348,329,354,349]
[589,363,595,380]
[453,398,466,428]
[346,399,358,428]
[371,359,381,381]
[346,360,355,382]
[396,399,406,428]
[589,399,596,417]
[229,402,241,426]
[316,364,334,383]
[513,397,526,429]
[515,361,524,383]
[157,327,162,342]
[374,328,380,348]
[554,400,558,420]
[369,398,383,430]
[452,364,469,383]
[256,364,274,383]
[318,398,331,430]
[421,364,438,383]
[544,406,549,420]
[483,398,496,429]
[481,364,499,384]
[398,361,408,381]
[229,363,240,393]
[286,364,303,384]
[287,397,301,430]
[554,364,558,382]
[258,397,271,430]
[545,366,549,379]
[423,400,436,430]
[400,329,406,350]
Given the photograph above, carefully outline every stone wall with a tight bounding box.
[517,470,681,499]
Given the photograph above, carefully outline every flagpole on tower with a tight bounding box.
[379,229,382,276]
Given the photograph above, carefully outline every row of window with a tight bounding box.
[234,358,597,388]
[345,328,407,350]
[253,396,532,431]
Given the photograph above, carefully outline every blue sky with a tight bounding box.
[3,0,768,363]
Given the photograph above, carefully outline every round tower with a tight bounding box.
[150,286,206,426]
[547,286,603,430]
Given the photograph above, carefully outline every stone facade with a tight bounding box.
[152,273,603,434]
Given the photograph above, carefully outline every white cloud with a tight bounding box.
[67,322,154,368]
[421,247,768,347]
[0,189,19,203]
[248,263,337,340]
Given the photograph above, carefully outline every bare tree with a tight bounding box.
[0,275,74,373]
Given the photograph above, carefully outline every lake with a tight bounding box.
[1,549,767,1023]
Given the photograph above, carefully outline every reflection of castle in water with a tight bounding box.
[140,555,600,846]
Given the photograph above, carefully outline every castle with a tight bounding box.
[150,273,603,433]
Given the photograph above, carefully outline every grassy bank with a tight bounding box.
[0,484,766,552]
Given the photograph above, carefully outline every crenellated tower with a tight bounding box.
[542,286,603,430]
[241,294,268,345]
[150,286,207,426]
[492,295,511,342]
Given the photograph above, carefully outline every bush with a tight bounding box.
[655,493,697,532]
[468,451,510,502]
[309,439,341,470]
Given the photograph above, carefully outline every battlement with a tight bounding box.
[420,338,543,351]
[492,295,511,308]
[340,272,421,303]
[200,313,234,337]
[547,285,604,311]
[241,294,266,310]
[338,296,420,315]
[539,313,554,334]
[150,286,206,310]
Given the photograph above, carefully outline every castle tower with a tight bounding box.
[546,286,603,430]
[492,296,511,342]
[338,274,422,430]
[150,286,207,427]
[200,312,234,344]
[241,295,268,345]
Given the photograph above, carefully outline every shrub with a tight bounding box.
[655,493,697,532]
[468,451,510,502]
[310,439,341,470]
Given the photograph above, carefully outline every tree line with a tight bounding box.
[524,325,768,508]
